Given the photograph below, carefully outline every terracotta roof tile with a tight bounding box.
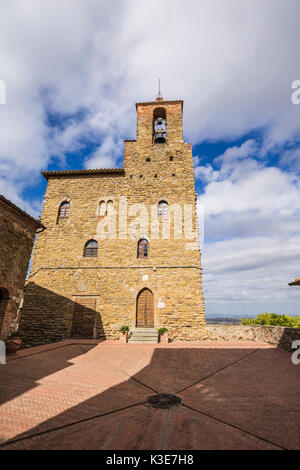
[288,278,300,286]
[135,100,183,109]
[0,194,44,229]
[42,168,124,180]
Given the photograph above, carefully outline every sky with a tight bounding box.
[1,0,300,318]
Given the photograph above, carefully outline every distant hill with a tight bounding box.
[206,317,242,325]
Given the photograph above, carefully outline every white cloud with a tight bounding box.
[0,1,300,316]
[215,140,258,163]
[85,135,123,169]
[280,147,300,173]
[198,140,300,316]
[0,0,300,214]
[194,164,219,183]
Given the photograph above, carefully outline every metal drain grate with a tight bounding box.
[145,393,182,409]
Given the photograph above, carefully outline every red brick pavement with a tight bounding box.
[0,340,299,450]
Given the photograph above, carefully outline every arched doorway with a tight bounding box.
[0,288,10,336]
[136,288,154,328]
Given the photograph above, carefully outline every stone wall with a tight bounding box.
[0,196,42,339]
[203,324,300,351]
[19,98,205,347]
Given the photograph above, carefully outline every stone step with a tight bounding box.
[128,328,158,343]
[129,333,158,338]
[129,333,158,336]
[130,331,158,337]
[128,337,158,343]
[131,328,157,333]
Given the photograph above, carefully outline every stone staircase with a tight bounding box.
[128,328,159,344]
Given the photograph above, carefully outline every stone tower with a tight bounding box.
[19,95,205,346]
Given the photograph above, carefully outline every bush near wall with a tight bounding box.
[241,313,300,328]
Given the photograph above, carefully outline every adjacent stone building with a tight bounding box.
[19,95,205,346]
[0,195,44,340]
[289,278,300,286]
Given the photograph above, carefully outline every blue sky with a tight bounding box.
[1,0,300,317]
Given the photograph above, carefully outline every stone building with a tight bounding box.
[289,278,300,286]
[19,95,205,346]
[0,194,44,340]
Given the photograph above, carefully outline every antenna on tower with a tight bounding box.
[156,79,163,101]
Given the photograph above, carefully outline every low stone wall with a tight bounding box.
[202,324,300,351]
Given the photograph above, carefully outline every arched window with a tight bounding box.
[58,201,70,219]
[153,107,167,144]
[99,200,106,216]
[98,200,114,216]
[157,201,168,220]
[83,240,98,257]
[137,239,148,258]
[107,200,114,213]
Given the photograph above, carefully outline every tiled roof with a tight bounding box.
[288,278,300,286]
[135,100,183,109]
[42,168,125,180]
[0,194,44,229]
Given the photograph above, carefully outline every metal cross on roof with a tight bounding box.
[156,78,163,101]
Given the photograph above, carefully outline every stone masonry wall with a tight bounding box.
[0,199,38,339]
[203,324,300,351]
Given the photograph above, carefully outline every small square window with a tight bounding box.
[154,174,158,178]
[146,157,151,162]
[170,156,174,161]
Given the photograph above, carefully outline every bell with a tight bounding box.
[154,117,167,143]
[155,132,166,143]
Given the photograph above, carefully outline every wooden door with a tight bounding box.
[71,298,96,338]
[136,289,154,328]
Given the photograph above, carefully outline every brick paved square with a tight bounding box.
[0,340,299,450]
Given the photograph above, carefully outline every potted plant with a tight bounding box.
[158,327,169,344]
[5,331,22,355]
[119,326,129,344]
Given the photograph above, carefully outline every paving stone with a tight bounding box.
[0,340,298,450]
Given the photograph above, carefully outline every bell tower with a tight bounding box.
[123,93,192,187]
[134,97,184,146]
[121,91,205,338]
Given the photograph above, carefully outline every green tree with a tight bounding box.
[241,313,300,327]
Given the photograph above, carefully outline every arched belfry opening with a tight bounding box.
[153,107,167,144]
